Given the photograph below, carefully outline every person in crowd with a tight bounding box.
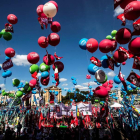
[17,122,22,138]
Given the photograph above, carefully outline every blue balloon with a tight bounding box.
[52,74,55,78]
[115,86,118,88]
[52,80,56,84]
[49,90,52,93]
[1,101,3,104]
[2,71,7,78]
[89,86,92,89]
[55,91,58,96]
[72,80,77,85]
[6,70,12,77]
[71,77,76,80]
[41,71,49,78]
[114,76,121,84]
[0,66,1,70]
[101,55,108,68]
[115,63,120,67]
[5,56,11,60]
[0,91,1,94]
[94,78,97,83]
[79,38,88,50]
[68,89,71,93]
[88,64,99,75]
[70,99,73,101]
[97,82,101,85]
[126,81,131,86]
[53,90,55,93]
[32,91,36,94]
[83,100,85,102]
[130,84,137,89]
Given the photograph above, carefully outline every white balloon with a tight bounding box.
[43,2,57,18]
[95,69,106,83]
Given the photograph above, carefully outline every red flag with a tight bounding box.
[54,52,63,60]
[107,55,114,70]
[118,66,127,90]
[118,46,134,59]
[127,71,140,87]
[31,71,38,79]
[39,112,44,129]
[90,56,102,67]
[117,13,126,26]
[75,117,78,126]
[133,56,140,70]
[132,18,140,36]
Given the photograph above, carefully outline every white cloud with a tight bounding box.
[0,84,5,89]
[83,81,97,86]
[107,71,116,77]
[12,54,30,66]
[0,64,2,67]
[114,6,124,17]
[62,84,68,86]
[60,78,67,82]
[75,85,88,90]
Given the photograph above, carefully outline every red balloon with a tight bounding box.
[43,54,55,65]
[99,39,113,53]
[113,50,128,63]
[29,79,37,88]
[52,61,64,73]
[128,37,140,55]
[124,1,140,20]
[120,0,137,9]
[110,39,117,52]
[86,38,98,53]
[51,21,61,33]
[7,14,18,24]
[36,5,46,17]
[49,1,58,12]
[116,28,132,44]
[27,52,40,64]
[93,86,108,98]
[122,61,126,65]
[109,80,113,85]
[38,36,49,48]
[5,48,15,57]
[48,33,60,46]
[40,77,50,86]
[106,87,111,92]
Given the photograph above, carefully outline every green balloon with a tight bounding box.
[111,30,117,37]
[29,64,39,74]
[100,75,108,84]
[27,86,32,92]
[113,37,116,40]
[1,29,5,35]
[39,63,50,72]
[106,35,112,40]
[13,79,20,87]
[16,91,23,98]
[0,32,2,38]
[3,32,12,41]
[2,92,6,96]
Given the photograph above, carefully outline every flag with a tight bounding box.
[117,13,126,26]
[76,105,78,117]
[39,112,44,129]
[118,66,127,91]
[54,66,59,86]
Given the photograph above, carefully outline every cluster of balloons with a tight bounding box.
[0,14,18,41]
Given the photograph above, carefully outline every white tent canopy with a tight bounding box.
[110,102,123,108]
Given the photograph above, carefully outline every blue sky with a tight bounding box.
[0,0,138,95]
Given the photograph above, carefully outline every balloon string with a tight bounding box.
[86,50,89,65]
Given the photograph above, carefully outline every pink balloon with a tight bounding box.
[43,54,55,65]
[48,33,60,46]
[102,81,108,88]
[38,36,49,48]
[124,1,140,20]
[109,80,113,85]
[116,28,132,44]
[36,5,46,17]
[7,14,18,24]
[51,21,61,33]
[99,39,113,53]
[40,77,50,86]
[108,84,113,89]
[113,50,128,63]
[106,87,111,92]
[93,86,108,98]
[86,38,98,53]
[27,52,40,64]
[29,79,37,88]
[52,61,64,73]
[5,48,15,58]
[122,61,126,65]
[128,37,140,55]
[120,0,137,9]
